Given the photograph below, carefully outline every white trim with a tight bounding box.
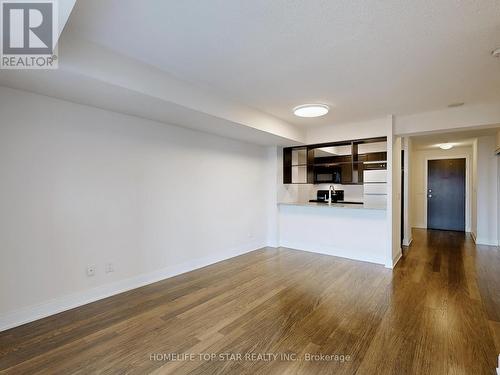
[279,241,386,267]
[402,236,413,247]
[424,155,471,232]
[385,116,396,271]
[474,237,498,246]
[0,243,265,332]
[412,224,427,229]
[386,251,402,269]
[402,137,412,250]
[471,231,477,243]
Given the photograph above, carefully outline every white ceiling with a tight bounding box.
[411,127,500,150]
[66,0,500,127]
[0,69,299,146]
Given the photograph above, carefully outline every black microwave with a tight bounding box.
[314,167,341,184]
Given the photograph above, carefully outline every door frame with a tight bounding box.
[424,155,470,232]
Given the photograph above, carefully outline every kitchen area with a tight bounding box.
[278,137,392,267]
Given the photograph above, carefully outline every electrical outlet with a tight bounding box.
[105,263,114,273]
[86,265,96,277]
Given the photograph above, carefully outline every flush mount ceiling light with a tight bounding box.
[492,48,500,58]
[293,104,329,118]
[439,143,453,150]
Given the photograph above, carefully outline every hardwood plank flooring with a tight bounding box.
[1,229,499,374]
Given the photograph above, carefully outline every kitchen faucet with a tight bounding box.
[329,185,336,204]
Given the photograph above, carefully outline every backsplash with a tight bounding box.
[310,184,364,201]
[278,183,364,203]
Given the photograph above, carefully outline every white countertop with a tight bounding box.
[278,201,387,211]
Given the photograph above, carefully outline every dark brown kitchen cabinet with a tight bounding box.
[283,147,314,184]
[364,162,387,170]
[283,137,387,185]
[340,162,353,184]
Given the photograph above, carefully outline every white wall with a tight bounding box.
[266,146,280,248]
[395,102,500,136]
[475,136,498,245]
[58,1,78,41]
[410,146,473,231]
[472,139,478,236]
[388,120,402,267]
[0,87,276,330]
[306,117,389,144]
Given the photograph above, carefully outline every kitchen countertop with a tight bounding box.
[278,201,387,211]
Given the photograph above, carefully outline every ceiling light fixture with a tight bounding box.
[492,48,500,58]
[293,104,329,118]
[439,143,453,150]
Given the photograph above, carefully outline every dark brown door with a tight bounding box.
[427,159,466,231]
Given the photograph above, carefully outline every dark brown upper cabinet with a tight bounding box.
[283,137,387,185]
[283,147,314,184]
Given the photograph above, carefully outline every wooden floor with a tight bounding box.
[1,229,500,374]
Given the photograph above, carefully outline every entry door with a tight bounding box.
[427,159,466,231]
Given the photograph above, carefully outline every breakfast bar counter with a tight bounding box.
[278,201,387,210]
[278,202,390,267]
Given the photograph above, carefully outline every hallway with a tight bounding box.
[0,230,499,374]
[366,229,500,374]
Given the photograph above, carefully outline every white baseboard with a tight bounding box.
[470,232,497,246]
[279,241,386,267]
[474,237,498,246]
[402,237,413,247]
[471,232,477,243]
[412,224,427,229]
[386,249,402,269]
[0,242,265,332]
[266,239,279,248]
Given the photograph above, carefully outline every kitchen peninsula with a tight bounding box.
[278,137,391,267]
